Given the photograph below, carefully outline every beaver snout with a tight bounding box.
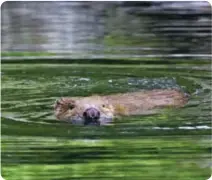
[83,108,100,125]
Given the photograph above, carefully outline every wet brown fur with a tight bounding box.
[54,89,188,122]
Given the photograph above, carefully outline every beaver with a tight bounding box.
[54,89,188,125]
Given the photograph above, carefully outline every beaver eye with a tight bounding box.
[102,104,105,108]
[68,104,75,110]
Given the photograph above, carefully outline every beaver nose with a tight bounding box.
[83,108,100,119]
[83,108,100,125]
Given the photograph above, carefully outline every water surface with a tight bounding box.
[1,61,211,180]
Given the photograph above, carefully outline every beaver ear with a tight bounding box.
[55,99,61,105]
[54,98,64,108]
[56,97,67,104]
[53,99,59,108]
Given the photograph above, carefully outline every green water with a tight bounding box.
[1,61,211,180]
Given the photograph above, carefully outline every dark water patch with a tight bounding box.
[2,58,211,65]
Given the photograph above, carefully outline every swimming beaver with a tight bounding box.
[54,89,188,125]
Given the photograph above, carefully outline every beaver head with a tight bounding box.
[54,96,114,125]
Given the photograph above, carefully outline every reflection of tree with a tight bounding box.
[126,1,212,59]
[115,1,211,59]
[148,13,211,58]
[1,1,211,59]
[1,2,46,51]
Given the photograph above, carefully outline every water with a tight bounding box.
[1,1,211,180]
[1,1,211,58]
[1,61,211,180]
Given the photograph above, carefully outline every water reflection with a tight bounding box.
[1,1,211,59]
